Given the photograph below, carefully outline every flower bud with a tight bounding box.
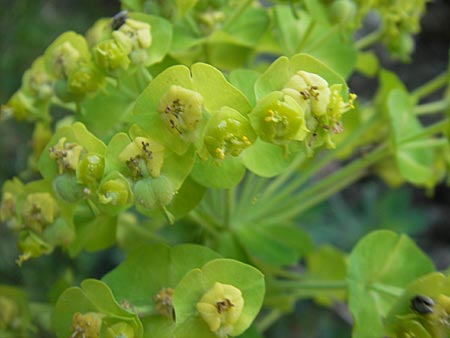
[103,320,136,338]
[24,63,54,101]
[0,192,16,223]
[204,107,255,159]
[297,71,331,117]
[93,39,131,74]
[155,288,175,319]
[67,65,102,96]
[76,153,105,188]
[17,230,53,265]
[157,85,204,139]
[133,176,175,210]
[42,218,75,247]
[53,173,85,203]
[327,0,357,25]
[49,137,85,174]
[1,91,32,121]
[22,192,59,234]
[98,173,132,209]
[0,295,19,330]
[51,41,81,79]
[196,282,244,338]
[118,137,165,179]
[249,91,308,146]
[70,312,103,338]
[113,18,152,51]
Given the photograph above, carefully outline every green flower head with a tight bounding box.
[196,282,244,338]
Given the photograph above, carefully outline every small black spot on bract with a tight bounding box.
[411,295,434,315]
[112,10,128,30]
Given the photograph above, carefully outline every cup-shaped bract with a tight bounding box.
[204,107,255,160]
[21,192,59,234]
[385,272,450,338]
[196,282,244,338]
[133,176,175,210]
[173,259,265,338]
[53,279,143,338]
[157,85,205,140]
[249,91,308,146]
[97,171,133,214]
[118,136,165,179]
[70,312,103,338]
[22,57,54,102]
[76,153,105,189]
[93,39,131,75]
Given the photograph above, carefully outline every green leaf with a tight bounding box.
[306,245,347,306]
[355,51,379,77]
[53,279,143,338]
[235,224,312,267]
[80,82,135,140]
[254,56,290,101]
[229,69,260,107]
[68,205,118,256]
[272,5,304,56]
[166,175,206,218]
[219,7,270,47]
[175,0,198,18]
[173,258,265,338]
[43,31,91,75]
[254,53,348,102]
[129,13,172,66]
[38,122,106,181]
[190,156,245,189]
[347,230,435,338]
[241,139,299,177]
[102,243,221,307]
[388,89,436,187]
[191,63,252,114]
[385,272,450,337]
[290,53,348,95]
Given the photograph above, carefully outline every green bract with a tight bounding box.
[173,258,265,338]
[203,106,255,159]
[1,1,448,338]
[249,91,307,146]
[53,279,143,338]
[385,272,450,338]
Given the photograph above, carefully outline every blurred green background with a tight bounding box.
[0,1,449,337]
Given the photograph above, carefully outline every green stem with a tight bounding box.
[270,279,347,290]
[304,25,340,53]
[259,151,307,202]
[400,138,448,150]
[411,72,449,100]
[371,283,404,298]
[246,115,381,223]
[400,118,449,144]
[414,99,449,115]
[124,221,167,243]
[256,309,283,333]
[297,20,317,52]
[223,0,253,31]
[189,209,221,237]
[255,144,390,223]
[355,29,383,50]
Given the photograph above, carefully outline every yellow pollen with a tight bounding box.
[215,148,225,160]
[349,93,357,109]
[265,109,275,122]
[242,135,251,145]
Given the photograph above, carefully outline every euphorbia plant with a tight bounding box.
[1,0,449,337]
